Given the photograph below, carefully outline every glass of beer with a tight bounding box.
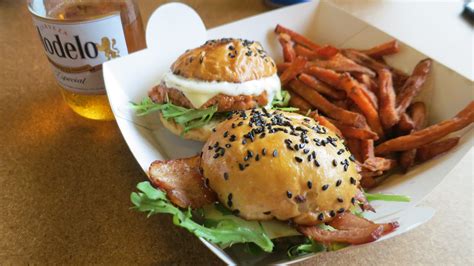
[28,0,146,120]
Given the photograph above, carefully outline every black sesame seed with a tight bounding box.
[332,159,338,167]
[318,213,324,221]
[303,149,310,154]
[337,149,344,155]
[225,144,232,148]
[255,154,260,161]
[286,191,292,198]
[295,195,305,203]
[247,150,253,158]
[322,184,329,191]
[351,197,356,205]
[242,139,247,145]
[205,178,209,186]
[263,211,271,215]
[272,149,278,157]
[350,177,356,185]
[337,208,345,213]
[314,160,320,167]
[239,163,245,171]
[212,128,216,132]
[336,179,342,187]
[349,155,356,162]
[213,153,219,159]
[229,135,236,142]
[329,210,336,217]
[307,181,313,189]
[223,131,229,138]
[224,172,229,180]
[228,193,233,201]
[228,45,235,50]
[238,121,244,126]
[337,197,344,203]
[243,156,249,161]
[208,146,212,150]
[295,156,303,163]
[262,148,267,156]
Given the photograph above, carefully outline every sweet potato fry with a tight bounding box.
[148,156,217,209]
[378,69,399,129]
[288,90,312,113]
[416,137,460,162]
[353,73,378,95]
[361,40,400,58]
[293,44,338,59]
[362,157,398,172]
[338,73,385,137]
[309,112,343,137]
[375,101,474,155]
[360,140,375,161]
[345,138,362,162]
[311,53,376,77]
[331,119,379,140]
[275,24,321,51]
[397,112,415,133]
[399,102,427,170]
[396,59,432,116]
[342,49,387,72]
[298,73,346,100]
[277,33,296,62]
[279,56,307,85]
[288,79,366,128]
[305,66,343,89]
[306,67,382,135]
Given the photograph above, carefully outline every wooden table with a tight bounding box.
[0,0,472,264]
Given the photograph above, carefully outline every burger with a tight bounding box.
[133,38,282,142]
[131,109,400,256]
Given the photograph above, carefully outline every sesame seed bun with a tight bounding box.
[171,38,277,83]
[200,109,361,225]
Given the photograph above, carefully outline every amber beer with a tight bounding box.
[28,0,146,120]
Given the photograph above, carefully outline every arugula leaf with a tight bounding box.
[364,192,411,202]
[287,239,326,258]
[130,98,218,132]
[131,182,274,252]
[270,90,299,112]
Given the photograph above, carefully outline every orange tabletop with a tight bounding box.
[0,0,472,264]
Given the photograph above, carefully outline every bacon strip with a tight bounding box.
[148,156,217,209]
[329,212,399,235]
[298,212,398,245]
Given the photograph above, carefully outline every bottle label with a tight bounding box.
[32,14,128,95]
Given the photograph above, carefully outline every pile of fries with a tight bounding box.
[275,24,474,188]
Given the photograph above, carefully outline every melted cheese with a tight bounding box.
[161,71,281,108]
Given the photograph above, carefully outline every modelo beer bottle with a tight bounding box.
[28,0,146,120]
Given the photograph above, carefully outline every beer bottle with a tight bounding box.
[28,0,146,120]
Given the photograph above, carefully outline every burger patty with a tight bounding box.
[149,84,269,112]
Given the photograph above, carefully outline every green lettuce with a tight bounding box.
[131,181,274,252]
[271,90,299,112]
[364,192,411,202]
[130,98,218,132]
